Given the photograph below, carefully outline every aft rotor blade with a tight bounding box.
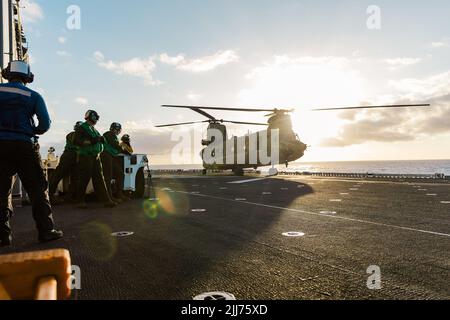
[155,120,210,128]
[310,104,431,111]
[223,120,268,126]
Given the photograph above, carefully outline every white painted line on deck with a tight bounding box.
[441,201,450,204]
[427,194,437,196]
[169,189,450,239]
[282,231,305,237]
[229,178,267,184]
[320,211,337,216]
[329,199,342,202]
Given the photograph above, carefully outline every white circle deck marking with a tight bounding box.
[282,231,305,237]
[298,185,305,188]
[191,209,207,213]
[171,189,450,238]
[111,231,134,237]
[193,292,236,301]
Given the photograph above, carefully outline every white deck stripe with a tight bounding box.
[0,87,32,97]
[165,189,450,238]
[228,178,267,184]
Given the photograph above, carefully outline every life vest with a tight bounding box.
[0,84,36,140]
[103,131,120,156]
[77,122,104,156]
[64,132,78,152]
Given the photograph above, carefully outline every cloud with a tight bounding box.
[56,50,71,57]
[388,71,450,99]
[383,57,422,71]
[21,0,44,23]
[320,71,450,147]
[94,51,160,86]
[75,97,88,105]
[431,39,450,48]
[121,120,179,155]
[187,92,203,103]
[238,55,362,108]
[159,53,185,66]
[160,50,239,72]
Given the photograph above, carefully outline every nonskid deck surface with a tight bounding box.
[1,176,449,299]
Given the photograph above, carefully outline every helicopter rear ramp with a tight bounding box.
[2,174,449,299]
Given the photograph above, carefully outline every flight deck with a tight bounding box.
[2,175,449,300]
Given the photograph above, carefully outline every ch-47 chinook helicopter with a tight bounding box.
[156,103,430,176]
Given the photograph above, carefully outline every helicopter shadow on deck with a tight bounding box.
[126,177,316,299]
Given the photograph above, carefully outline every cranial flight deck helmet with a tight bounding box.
[110,122,122,133]
[84,110,100,123]
[74,121,84,130]
[1,60,34,84]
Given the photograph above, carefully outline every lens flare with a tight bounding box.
[80,222,117,262]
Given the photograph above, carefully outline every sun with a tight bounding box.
[237,56,368,159]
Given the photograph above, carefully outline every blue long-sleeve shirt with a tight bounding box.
[0,82,51,142]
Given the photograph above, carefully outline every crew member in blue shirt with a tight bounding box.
[0,60,63,246]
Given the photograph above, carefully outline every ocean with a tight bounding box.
[150,160,450,175]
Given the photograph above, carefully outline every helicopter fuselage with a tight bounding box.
[200,114,307,173]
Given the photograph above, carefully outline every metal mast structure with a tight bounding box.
[1,0,28,83]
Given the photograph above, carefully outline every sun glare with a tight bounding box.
[238,56,368,160]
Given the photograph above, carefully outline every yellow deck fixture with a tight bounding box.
[0,249,72,300]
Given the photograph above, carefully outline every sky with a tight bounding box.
[16,0,450,164]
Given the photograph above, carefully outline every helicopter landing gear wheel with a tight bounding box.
[233,168,244,176]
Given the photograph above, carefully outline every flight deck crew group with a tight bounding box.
[0,61,134,247]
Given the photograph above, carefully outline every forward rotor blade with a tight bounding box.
[155,120,209,128]
[162,105,283,113]
[190,108,217,121]
[222,120,268,126]
[310,104,431,111]
[161,105,216,120]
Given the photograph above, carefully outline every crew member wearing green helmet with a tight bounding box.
[72,110,116,209]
